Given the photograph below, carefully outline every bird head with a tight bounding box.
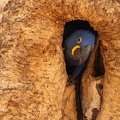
[64,29,95,65]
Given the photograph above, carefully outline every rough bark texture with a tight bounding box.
[0,0,120,120]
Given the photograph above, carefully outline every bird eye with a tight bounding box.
[77,37,82,43]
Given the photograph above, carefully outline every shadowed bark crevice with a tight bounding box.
[92,44,105,78]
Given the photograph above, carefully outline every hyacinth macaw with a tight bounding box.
[63,29,95,120]
[64,29,95,83]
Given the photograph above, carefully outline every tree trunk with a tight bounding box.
[0,0,120,120]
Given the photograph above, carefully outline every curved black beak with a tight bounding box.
[73,45,92,65]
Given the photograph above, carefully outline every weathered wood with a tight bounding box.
[0,0,120,120]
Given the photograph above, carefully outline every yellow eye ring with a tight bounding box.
[77,37,82,43]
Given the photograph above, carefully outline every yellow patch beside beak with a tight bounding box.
[71,45,80,56]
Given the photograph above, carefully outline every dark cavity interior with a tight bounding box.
[92,44,105,77]
[63,20,98,76]
[62,20,105,120]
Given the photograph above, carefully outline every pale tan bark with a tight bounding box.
[0,0,120,120]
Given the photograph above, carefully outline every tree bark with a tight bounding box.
[0,0,120,120]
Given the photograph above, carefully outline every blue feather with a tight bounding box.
[64,29,96,120]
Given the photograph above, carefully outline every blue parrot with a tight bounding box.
[64,29,95,83]
[63,29,95,120]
